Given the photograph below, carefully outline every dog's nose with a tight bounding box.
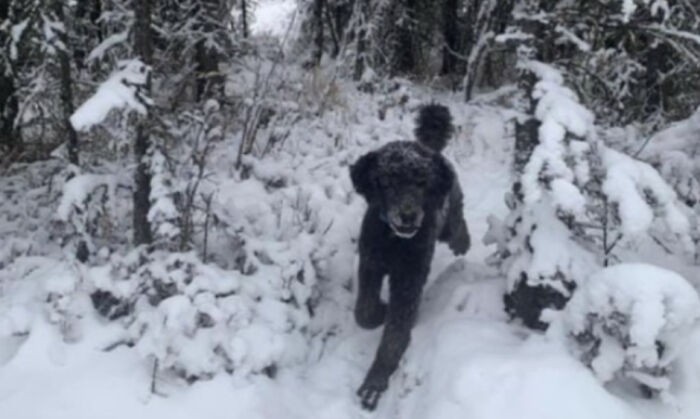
[400,211,417,224]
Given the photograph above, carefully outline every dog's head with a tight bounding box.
[350,142,454,239]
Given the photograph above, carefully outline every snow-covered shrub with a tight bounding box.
[149,99,226,251]
[487,60,693,330]
[54,171,120,261]
[0,256,87,344]
[557,263,700,401]
[90,249,310,381]
[634,107,700,260]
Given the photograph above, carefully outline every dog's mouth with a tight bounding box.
[390,223,419,239]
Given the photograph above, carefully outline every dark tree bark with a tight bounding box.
[353,0,370,81]
[312,0,325,66]
[643,42,673,117]
[326,1,353,58]
[52,1,80,165]
[0,74,19,152]
[133,0,154,246]
[195,0,228,100]
[0,1,21,152]
[463,0,515,101]
[394,0,417,75]
[73,0,102,69]
[241,0,249,38]
[441,0,460,74]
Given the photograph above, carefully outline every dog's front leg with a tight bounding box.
[355,252,387,330]
[357,276,423,410]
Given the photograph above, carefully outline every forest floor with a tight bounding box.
[2,88,700,419]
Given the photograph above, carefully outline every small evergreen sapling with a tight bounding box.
[486,60,693,330]
[554,263,700,402]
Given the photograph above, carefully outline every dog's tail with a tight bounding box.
[414,104,454,153]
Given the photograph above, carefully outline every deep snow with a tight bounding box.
[2,92,700,418]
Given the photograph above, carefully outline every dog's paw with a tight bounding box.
[449,235,470,255]
[449,222,470,255]
[355,301,387,330]
[357,375,388,411]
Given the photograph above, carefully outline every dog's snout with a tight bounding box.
[400,210,417,224]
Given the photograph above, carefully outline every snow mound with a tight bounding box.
[561,263,700,400]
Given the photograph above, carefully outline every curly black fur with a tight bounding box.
[349,104,470,411]
[414,103,454,152]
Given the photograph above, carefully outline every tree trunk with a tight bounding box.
[353,0,370,81]
[52,1,80,165]
[133,0,153,246]
[73,0,102,69]
[241,0,249,38]
[395,0,416,75]
[195,0,227,100]
[0,74,19,153]
[312,0,325,66]
[441,0,460,74]
[463,0,515,101]
[643,42,672,117]
[0,1,21,153]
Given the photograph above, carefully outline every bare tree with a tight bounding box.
[0,1,23,154]
[311,0,325,66]
[353,0,370,81]
[51,1,80,165]
[133,0,154,246]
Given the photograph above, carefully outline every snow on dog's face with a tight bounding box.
[350,142,454,239]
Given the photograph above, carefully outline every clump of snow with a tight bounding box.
[621,0,638,22]
[148,149,180,243]
[558,263,700,402]
[56,173,116,223]
[519,60,594,216]
[505,201,597,296]
[86,31,129,62]
[70,60,152,131]
[603,148,691,245]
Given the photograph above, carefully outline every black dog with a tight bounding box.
[350,104,470,410]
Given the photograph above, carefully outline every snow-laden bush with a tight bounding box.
[90,249,310,381]
[0,256,87,345]
[487,60,694,329]
[53,170,122,261]
[635,107,700,259]
[556,263,700,402]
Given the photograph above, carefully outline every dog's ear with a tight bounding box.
[431,155,454,200]
[350,151,378,200]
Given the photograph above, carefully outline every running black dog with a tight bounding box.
[350,104,470,410]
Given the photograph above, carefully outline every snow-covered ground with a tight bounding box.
[2,85,700,418]
[3,4,700,416]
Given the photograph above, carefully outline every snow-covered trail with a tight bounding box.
[0,265,674,419]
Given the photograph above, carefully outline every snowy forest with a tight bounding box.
[2,0,700,417]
